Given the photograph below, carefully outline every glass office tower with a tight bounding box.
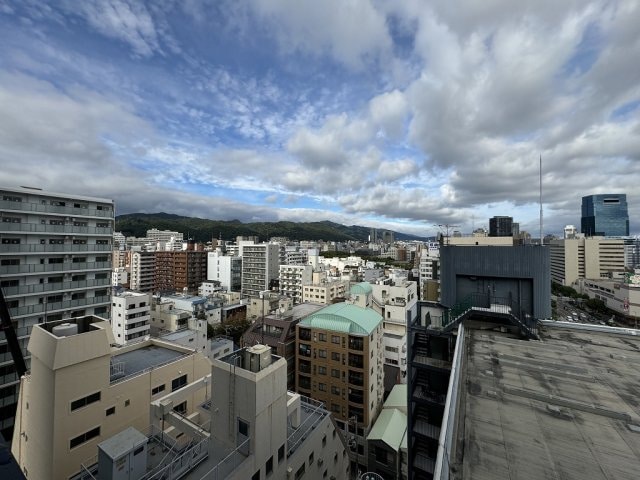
[581,194,629,237]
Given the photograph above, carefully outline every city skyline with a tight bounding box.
[1,1,639,237]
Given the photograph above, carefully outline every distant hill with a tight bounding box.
[115,213,428,242]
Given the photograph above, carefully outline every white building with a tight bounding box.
[111,266,128,286]
[207,250,242,291]
[550,237,626,286]
[130,250,155,292]
[279,264,313,304]
[241,243,280,297]
[146,228,184,244]
[0,186,113,438]
[564,224,578,239]
[111,291,151,344]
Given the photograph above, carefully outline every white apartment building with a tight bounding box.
[111,266,128,286]
[241,243,280,298]
[0,186,113,439]
[549,237,626,286]
[207,250,242,291]
[279,264,313,304]
[146,228,184,244]
[129,250,155,292]
[111,291,151,344]
[370,280,418,380]
[11,316,211,480]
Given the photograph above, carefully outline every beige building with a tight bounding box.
[129,250,155,292]
[549,237,625,286]
[576,278,640,319]
[296,301,384,473]
[446,236,514,246]
[302,279,349,304]
[11,316,211,480]
[279,264,313,304]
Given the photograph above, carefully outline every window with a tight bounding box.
[318,333,326,342]
[172,374,187,392]
[385,346,398,353]
[318,383,327,392]
[318,349,327,359]
[124,399,130,407]
[70,391,100,411]
[309,452,314,465]
[322,435,326,447]
[294,463,305,480]
[173,401,187,414]
[152,384,166,395]
[95,273,108,280]
[1,259,19,266]
[252,471,260,480]
[331,386,341,395]
[2,195,22,202]
[69,426,100,449]
[73,256,87,263]
[318,366,326,375]
[331,369,340,378]
[73,239,87,245]
[2,238,20,244]
[331,335,340,344]
[0,279,18,287]
[96,240,109,245]
[278,444,285,463]
[49,239,64,244]
[266,456,273,476]
[238,419,249,437]
[331,352,340,361]
[106,406,115,416]
[96,222,109,228]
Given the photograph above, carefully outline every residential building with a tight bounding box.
[111,266,128,287]
[207,250,242,292]
[146,228,184,244]
[241,243,280,298]
[279,264,313,304]
[549,237,626,286]
[489,216,513,237]
[111,291,151,344]
[11,316,211,480]
[242,303,324,390]
[296,302,384,473]
[581,193,629,237]
[210,335,234,361]
[624,237,640,269]
[302,279,349,304]
[158,316,210,357]
[130,251,155,293]
[0,186,113,439]
[154,251,208,294]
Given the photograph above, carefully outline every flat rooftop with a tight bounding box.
[110,345,187,382]
[453,324,640,479]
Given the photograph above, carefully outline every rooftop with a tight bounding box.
[367,408,407,451]
[450,323,640,480]
[350,282,373,295]
[298,302,382,335]
[110,345,188,383]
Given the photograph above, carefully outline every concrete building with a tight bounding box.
[111,291,151,344]
[576,277,640,320]
[154,250,208,294]
[564,224,578,239]
[11,316,211,480]
[111,266,128,287]
[581,193,629,237]
[549,237,626,286]
[207,250,242,292]
[0,186,113,439]
[129,251,155,293]
[146,228,183,244]
[296,302,384,473]
[302,279,349,304]
[159,316,210,358]
[370,280,418,383]
[279,264,313,304]
[241,243,280,298]
[489,216,513,237]
[427,321,640,480]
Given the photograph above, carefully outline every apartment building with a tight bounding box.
[207,250,242,292]
[11,316,210,480]
[279,264,313,304]
[241,243,280,297]
[549,237,626,286]
[295,302,384,473]
[0,186,113,439]
[154,250,208,294]
[129,250,155,292]
[302,279,349,304]
[146,228,184,244]
[111,291,151,344]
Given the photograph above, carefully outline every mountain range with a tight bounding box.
[115,213,428,243]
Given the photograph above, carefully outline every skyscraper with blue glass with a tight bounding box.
[581,194,629,237]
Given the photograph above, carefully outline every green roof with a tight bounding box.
[384,384,407,412]
[366,408,407,451]
[299,302,382,335]
[350,282,373,295]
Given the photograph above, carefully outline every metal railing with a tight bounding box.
[0,199,113,217]
[287,396,327,457]
[0,261,111,275]
[109,351,191,385]
[9,295,110,317]
[0,243,112,254]
[2,278,111,296]
[0,222,111,235]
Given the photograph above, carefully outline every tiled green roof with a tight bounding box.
[299,302,382,335]
[366,408,407,451]
[350,282,373,295]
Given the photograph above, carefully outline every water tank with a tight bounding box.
[51,323,78,337]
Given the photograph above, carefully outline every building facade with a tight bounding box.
[489,216,513,237]
[549,237,626,286]
[207,250,242,292]
[0,186,113,439]
[241,243,280,298]
[130,251,155,293]
[111,291,151,344]
[279,264,313,304]
[581,194,629,237]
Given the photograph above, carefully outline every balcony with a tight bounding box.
[2,278,111,297]
[298,344,311,358]
[0,222,111,235]
[0,261,111,276]
[298,328,311,341]
[298,361,311,374]
[0,243,112,254]
[348,336,364,351]
[0,199,113,217]
[348,353,364,369]
[348,389,364,405]
[348,371,364,387]
[9,295,110,318]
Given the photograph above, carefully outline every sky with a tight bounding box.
[0,1,639,238]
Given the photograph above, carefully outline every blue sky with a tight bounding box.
[1,0,639,237]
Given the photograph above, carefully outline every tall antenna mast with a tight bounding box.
[539,154,543,245]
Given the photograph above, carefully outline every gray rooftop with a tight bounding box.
[110,345,187,382]
[452,324,640,480]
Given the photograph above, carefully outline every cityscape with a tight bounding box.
[1,2,640,480]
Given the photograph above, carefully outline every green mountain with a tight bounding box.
[115,213,427,242]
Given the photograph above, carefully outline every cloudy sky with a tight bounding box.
[1,1,639,237]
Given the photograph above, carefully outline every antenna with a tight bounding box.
[434,224,460,245]
[539,154,543,245]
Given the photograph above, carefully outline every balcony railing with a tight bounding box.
[348,372,364,387]
[348,336,364,351]
[9,295,110,318]
[2,278,111,296]
[0,222,112,235]
[348,354,364,369]
[0,199,113,217]
[0,243,112,254]
[0,261,111,275]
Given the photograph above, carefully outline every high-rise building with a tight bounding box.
[111,291,151,344]
[0,186,114,439]
[130,250,155,292]
[549,237,626,285]
[279,264,313,304]
[581,194,629,237]
[154,251,208,294]
[489,216,513,237]
[295,302,384,473]
[207,250,241,291]
[241,243,280,297]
